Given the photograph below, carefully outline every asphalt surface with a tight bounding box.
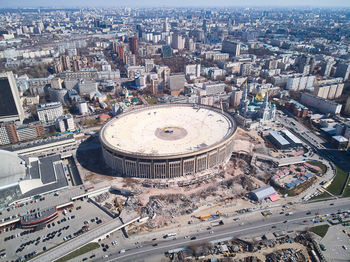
[97,198,350,262]
[29,218,124,262]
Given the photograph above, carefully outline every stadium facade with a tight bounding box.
[100,104,236,179]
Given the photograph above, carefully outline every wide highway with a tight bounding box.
[102,198,350,262]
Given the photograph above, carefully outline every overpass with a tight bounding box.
[30,214,140,262]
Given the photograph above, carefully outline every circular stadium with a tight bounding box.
[100,104,237,179]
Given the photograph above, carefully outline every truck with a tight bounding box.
[200,214,211,221]
[210,220,224,227]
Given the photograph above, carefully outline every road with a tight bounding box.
[95,198,350,262]
[30,216,136,262]
[277,111,350,172]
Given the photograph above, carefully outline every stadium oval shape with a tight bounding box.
[100,104,237,178]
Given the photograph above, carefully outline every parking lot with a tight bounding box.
[0,198,113,261]
[321,224,350,262]
[69,229,127,262]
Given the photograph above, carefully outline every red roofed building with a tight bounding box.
[99,114,111,123]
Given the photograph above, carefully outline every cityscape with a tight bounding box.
[1,1,350,262]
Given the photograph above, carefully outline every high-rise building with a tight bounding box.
[344,96,350,116]
[162,45,173,58]
[136,24,143,38]
[185,64,201,79]
[145,59,155,73]
[61,55,71,71]
[230,90,243,107]
[163,18,170,32]
[320,61,335,77]
[56,114,75,132]
[117,45,125,60]
[202,19,207,33]
[0,72,25,124]
[78,102,89,115]
[172,34,185,50]
[129,37,138,55]
[240,63,251,76]
[222,40,240,57]
[335,63,350,81]
[169,74,186,95]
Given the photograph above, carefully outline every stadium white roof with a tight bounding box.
[101,105,235,156]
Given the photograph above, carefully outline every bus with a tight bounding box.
[164,233,177,238]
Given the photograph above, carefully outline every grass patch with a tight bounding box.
[146,97,157,104]
[309,224,330,238]
[84,119,99,127]
[54,242,99,262]
[307,160,327,174]
[327,167,348,196]
[310,191,331,201]
[341,175,350,198]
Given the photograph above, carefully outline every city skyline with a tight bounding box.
[2,0,350,8]
[0,4,350,262]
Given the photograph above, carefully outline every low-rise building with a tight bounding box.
[249,186,278,202]
[36,102,64,123]
[285,99,308,118]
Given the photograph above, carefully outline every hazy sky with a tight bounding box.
[1,0,350,8]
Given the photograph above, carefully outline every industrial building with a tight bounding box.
[280,129,303,146]
[0,150,68,209]
[100,104,236,179]
[267,130,290,149]
[249,186,278,202]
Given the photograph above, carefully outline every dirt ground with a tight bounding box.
[77,128,279,232]
[223,242,310,261]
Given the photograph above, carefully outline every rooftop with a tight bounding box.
[269,131,290,146]
[100,104,236,157]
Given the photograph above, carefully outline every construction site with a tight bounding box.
[164,231,323,262]
[73,126,328,235]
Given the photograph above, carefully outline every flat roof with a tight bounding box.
[21,207,57,223]
[332,136,348,142]
[20,155,68,197]
[281,129,302,144]
[269,131,290,146]
[100,104,236,157]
